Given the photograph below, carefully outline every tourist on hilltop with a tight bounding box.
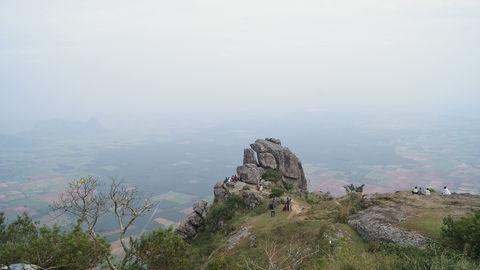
[224,177,229,184]
[442,186,452,195]
[425,188,431,196]
[419,187,425,195]
[412,187,419,195]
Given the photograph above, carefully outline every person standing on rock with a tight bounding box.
[412,187,419,195]
[425,188,431,196]
[443,186,452,195]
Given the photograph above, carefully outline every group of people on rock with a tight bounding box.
[412,186,451,195]
[224,175,240,184]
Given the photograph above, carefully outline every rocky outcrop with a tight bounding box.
[214,181,231,201]
[243,148,257,165]
[246,138,307,190]
[226,226,251,250]
[258,153,277,169]
[176,200,209,241]
[241,191,263,209]
[237,164,264,185]
[348,206,429,247]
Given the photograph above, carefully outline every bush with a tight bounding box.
[262,169,282,183]
[364,243,479,270]
[225,193,245,209]
[131,227,191,270]
[284,182,294,191]
[336,192,364,223]
[270,187,285,198]
[0,213,109,269]
[343,184,365,193]
[442,211,480,259]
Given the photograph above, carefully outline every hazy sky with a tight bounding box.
[1,0,479,128]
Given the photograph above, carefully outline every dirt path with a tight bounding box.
[288,199,307,219]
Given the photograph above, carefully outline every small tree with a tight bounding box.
[52,176,156,270]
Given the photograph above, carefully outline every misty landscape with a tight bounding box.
[1,110,479,237]
[1,1,479,269]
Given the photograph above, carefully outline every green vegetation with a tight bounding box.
[336,192,364,223]
[269,187,285,198]
[130,227,192,270]
[442,211,480,259]
[204,194,245,232]
[261,169,282,183]
[0,213,109,269]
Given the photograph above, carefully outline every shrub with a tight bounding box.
[284,182,294,191]
[343,184,365,193]
[0,213,109,269]
[270,187,285,198]
[336,192,364,223]
[364,243,479,270]
[442,211,480,259]
[131,227,191,270]
[225,193,245,209]
[262,169,282,183]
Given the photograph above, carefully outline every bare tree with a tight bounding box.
[245,235,321,270]
[109,178,156,269]
[52,176,156,270]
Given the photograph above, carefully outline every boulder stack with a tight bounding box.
[238,138,307,190]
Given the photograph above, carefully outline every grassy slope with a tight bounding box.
[190,190,480,270]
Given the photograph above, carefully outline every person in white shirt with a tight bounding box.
[442,186,451,195]
[425,188,431,196]
[412,186,419,195]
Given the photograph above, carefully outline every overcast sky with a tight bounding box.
[1,0,479,128]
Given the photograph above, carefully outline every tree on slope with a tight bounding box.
[52,176,156,270]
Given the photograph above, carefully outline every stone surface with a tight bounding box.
[348,206,429,247]
[265,138,281,145]
[214,182,230,201]
[176,200,210,241]
[241,191,263,209]
[243,148,257,165]
[250,139,307,190]
[249,235,257,248]
[258,153,277,169]
[237,164,264,185]
[227,226,251,250]
[7,265,40,270]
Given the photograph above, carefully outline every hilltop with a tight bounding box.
[177,138,480,269]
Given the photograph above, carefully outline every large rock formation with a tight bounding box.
[237,138,307,190]
[348,205,429,247]
[176,200,209,240]
[243,148,257,165]
[237,164,264,185]
[177,137,307,240]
